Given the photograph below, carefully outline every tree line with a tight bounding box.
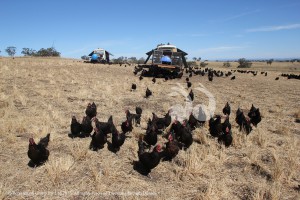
[1,46,61,57]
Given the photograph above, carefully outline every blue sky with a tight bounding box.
[1,0,300,60]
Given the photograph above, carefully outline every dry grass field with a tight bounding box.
[0,57,299,200]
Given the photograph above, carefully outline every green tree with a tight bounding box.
[237,58,252,68]
[112,56,125,64]
[21,48,36,56]
[35,47,60,57]
[192,57,197,61]
[128,57,137,64]
[5,46,17,57]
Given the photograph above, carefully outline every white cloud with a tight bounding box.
[210,9,260,23]
[246,24,300,32]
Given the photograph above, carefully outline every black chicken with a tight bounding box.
[188,113,204,130]
[208,71,213,81]
[188,89,194,101]
[138,136,162,175]
[218,127,233,147]
[131,83,137,91]
[111,129,126,152]
[152,77,156,84]
[39,133,50,148]
[93,116,115,135]
[187,81,192,88]
[161,132,180,161]
[121,117,133,134]
[152,111,171,130]
[170,120,192,149]
[178,120,193,149]
[28,134,50,167]
[248,105,261,127]
[89,127,107,151]
[80,116,93,137]
[236,108,252,134]
[222,117,232,132]
[85,102,97,118]
[144,121,158,146]
[209,115,222,137]
[70,116,81,138]
[249,104,257,114]
[222,102,231,116]
[231,76,236,80]
[145,87,152,98]
[126,107,143,126]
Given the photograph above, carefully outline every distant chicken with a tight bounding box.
[188,89,194,101]
[70,116,81,137]
[187,81,192,88]
[85,102,97,118]
[138,135,162,175]
[28,134,50,166]
[231,76,236,80]
[222,102,231,116]
[208,71,213,81]
[89,127,107,151]
[145,87,152,98]
[152,77,156,84]
[131,83,137,91]
[111,128,126,152]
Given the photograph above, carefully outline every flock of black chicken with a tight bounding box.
[27,100,261,177]
[27,64,268,174]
